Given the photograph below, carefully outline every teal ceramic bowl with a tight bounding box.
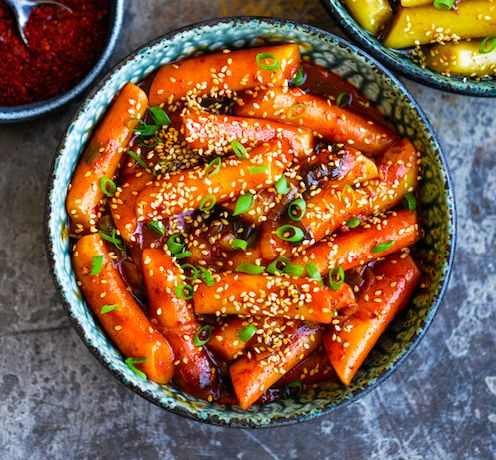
[46,17,456,428]
[321,0,496,97]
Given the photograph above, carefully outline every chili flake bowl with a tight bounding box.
[0,0,124,124]
[320,0,496,97]
[46,17,456,428]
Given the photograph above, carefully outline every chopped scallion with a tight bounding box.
[194,325,212,346]
[329,266,345,291]
[233,193,254,216]
[199,194,216,212]
[237,324,257,342]
[231,238,248,251]
[231,140,248,159]
[256,52,280,71]
[235,263,266,275]
[147,220,166,236]
[275,224,305,242]
[372,240,395,254]
[89,255,104,275]
[125,357,147,380]
[148,107,171,126]
[99,176,116,197]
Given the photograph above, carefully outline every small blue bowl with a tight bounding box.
[0,0,124,123]
[321,0,496,97]
[45,17,456,428]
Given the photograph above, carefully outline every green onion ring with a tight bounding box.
[329,266,345,291]
[286,103,307,119]
[175,283,193,300]
[99,176,117,197]
[199,194,217,212]
[193,325,212,346]
[237,324,257,343]
[275,224,305,242]
[256,52,280,71]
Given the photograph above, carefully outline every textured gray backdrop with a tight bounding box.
[0,1,495,459]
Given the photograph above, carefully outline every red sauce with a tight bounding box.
[0,0,111,106]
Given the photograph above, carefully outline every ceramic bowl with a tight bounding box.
[0,0,124,123]
[321,0,496,97]
[45,17,456,428]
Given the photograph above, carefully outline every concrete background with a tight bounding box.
[0,0,495,458]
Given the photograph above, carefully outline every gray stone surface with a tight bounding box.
[0,0,495,458]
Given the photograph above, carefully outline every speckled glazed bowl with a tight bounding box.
[46,17,456,428]
[0,0,124,123]
[321,0,496,97]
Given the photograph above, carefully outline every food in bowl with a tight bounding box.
[0,0,111,106]
[341,0,496,78]
[66,44,424,410]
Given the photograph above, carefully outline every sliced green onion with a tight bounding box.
[248,165,270,174]
[89,255,104,275]
[231,140,248,159]
[286,103,307,119]
[197,266,214,286]
[288,198,306,221]
[480,35,496,54]
[101,304,118,314]
[199,194,216,212]
[175,251,192,260]
[237,324,257,343]
[175,283,193,300]
[194,325,212,346]
[329,266,345,291]
[180,263,199,281]
[130,119,160,137]
[231,238,248,251]
[205,157,222,177]
[256,52,280,71]
[342,184,355,208]
[166,233,185,255]
[148,107,171,126]
[403,193,417,211]
[275,224,304,242]
[336,92,352,108]
[127,150,149,170]
[99,176,116,197]
[98,229,125,252]
[433,0,455,10]
[372,240,395,254]
[125,357,147,380]
[283,380,303,399]
[266,256,291,275]
[275,175,290,195]
[292,66,305,87]
[346,217,360,229]
[235,263,266,275]
[233,193,254,216]
[306,262,323,287]
[147,220,166,236]
[285,264,304,277]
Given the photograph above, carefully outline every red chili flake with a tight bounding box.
[0,0,111,106]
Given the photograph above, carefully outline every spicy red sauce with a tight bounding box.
[0,0,111,106]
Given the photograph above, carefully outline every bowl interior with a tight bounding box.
[0,0,124,123]
[46,17,455,428]
[321,0,496,96]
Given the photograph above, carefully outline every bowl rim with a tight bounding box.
[0,0,125,123]
[320,0,496,97]
[45,15,457,428]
